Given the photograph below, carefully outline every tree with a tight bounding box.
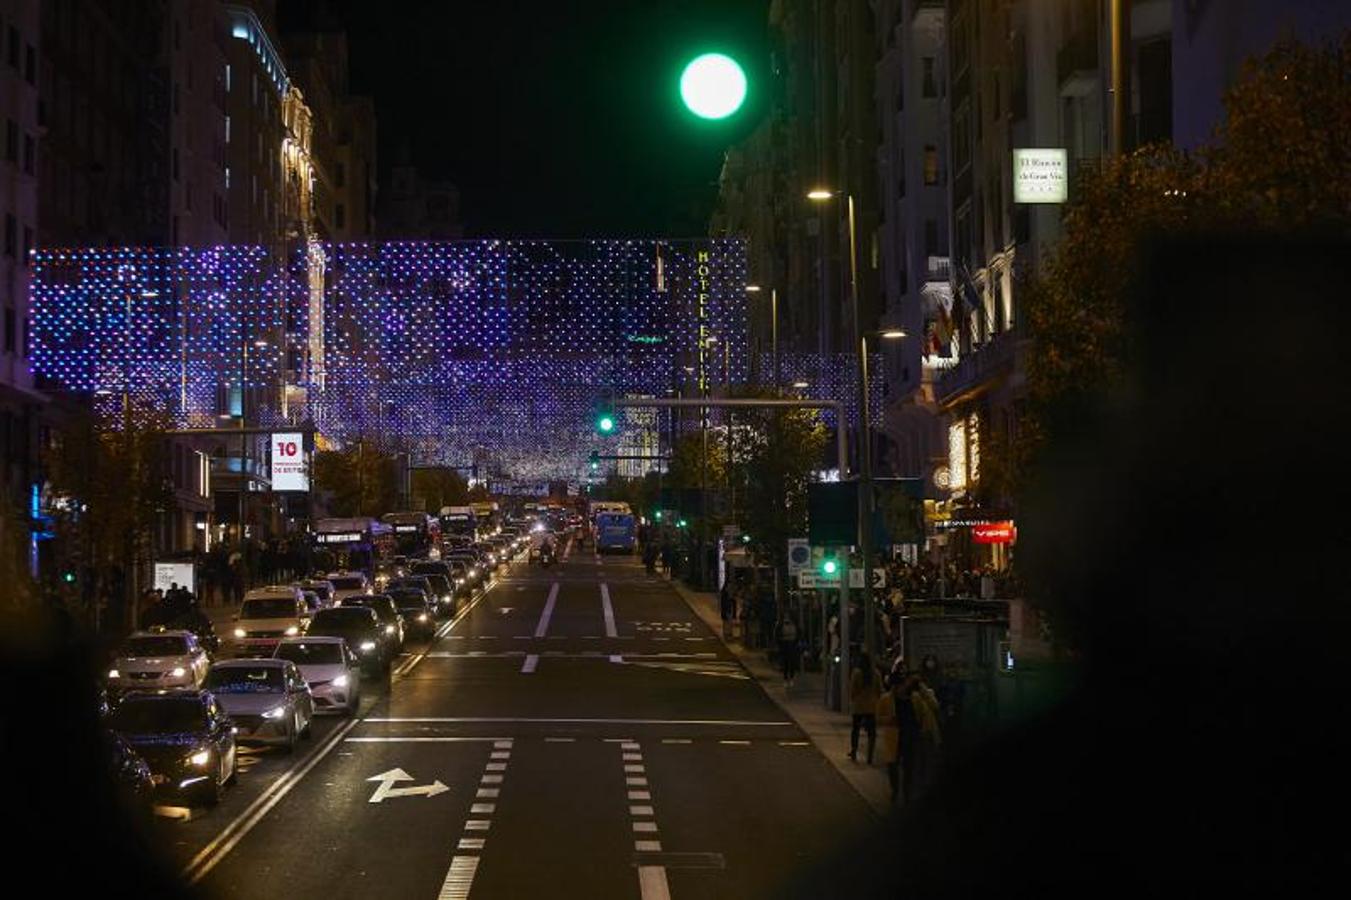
[312,439,401,517]
[411,467,468,512]
[729,408,828,575]
[1019,33,1351,482]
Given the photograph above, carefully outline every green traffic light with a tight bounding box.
[677,519,687,528]
[680,53,747,120]
[597,415,615,434]
[62,571,76,583]
[654,511,663,521]
[821,559,838,576]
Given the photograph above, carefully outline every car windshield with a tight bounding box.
[241,597,297,619]
[410,563,446,575]
[205,666,285,693]
[329,576,366,590]
[388,591,426,609]
[275,642,344,665]
[122,636,190,657]
[312,608,374,628]
[109,698,205,734]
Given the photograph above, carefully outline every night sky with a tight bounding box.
[300,0,770,238]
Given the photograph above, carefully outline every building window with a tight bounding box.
[922,57,937,98]
[335,162,345,187]
[923,145,939,185]
[924,219,938,257]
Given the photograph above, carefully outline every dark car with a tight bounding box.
[306,606,391,675]
[387,588,437,639]
[106,690,237,807]
[105,729,155,812]
[387,575,436,600]
[419,574,455,615]
[339,593,405,650]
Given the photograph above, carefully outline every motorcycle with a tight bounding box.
[540,546,556,568]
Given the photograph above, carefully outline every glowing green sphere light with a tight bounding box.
[680,53,747,120]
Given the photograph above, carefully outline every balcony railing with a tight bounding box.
[935,328,1018,406]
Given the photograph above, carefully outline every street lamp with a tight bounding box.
[807,186,901,659]
[747,284,779,386]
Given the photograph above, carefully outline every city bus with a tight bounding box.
[470,501,499,535]
[312,518,395,577]
[381,511,442,559]
[595,510,637,554]
[440,506,477,541]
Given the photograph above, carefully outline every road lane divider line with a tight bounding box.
[601,582,618,637]
[533,582,559,637]
[436,739,513,899]
[183,714,362,885]
[363,716,795,726]
[521,653,539,673]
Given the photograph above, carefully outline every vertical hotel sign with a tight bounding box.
[1012,148,1068,204]
[696,247,710,409]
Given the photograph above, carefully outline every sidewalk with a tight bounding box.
[669,577,892,817]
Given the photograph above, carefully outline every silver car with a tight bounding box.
[106,629,211,696]
[203,659,314,751]
[272,636,362,716]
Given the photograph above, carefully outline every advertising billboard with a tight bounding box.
[270,432,308,492]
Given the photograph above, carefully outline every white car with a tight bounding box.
[325,571,371,605]
[273,636,362,716]
[203,658,314,751]
[233,586,310,657]
[107,629,210,695]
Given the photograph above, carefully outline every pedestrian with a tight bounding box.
[719,580,735,640]
[848,651,880,764]
[778,615,800,687]
[877,674,902,805]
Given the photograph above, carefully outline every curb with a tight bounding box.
[665,575,892,818]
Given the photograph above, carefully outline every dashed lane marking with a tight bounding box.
[533,582,559,637]
[521,654,538,674]
[601,582,618,637]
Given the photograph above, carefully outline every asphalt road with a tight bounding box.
[152,543,876,899]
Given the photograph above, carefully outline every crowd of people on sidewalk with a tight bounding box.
[848,651,945,806]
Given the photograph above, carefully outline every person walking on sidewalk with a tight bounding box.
[719,581,735,641]
[877,674,902,805]
[848,651,881,764]
[778,615,800,688]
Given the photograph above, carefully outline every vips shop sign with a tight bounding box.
[972,521,1017,544]
[270,432,309,492]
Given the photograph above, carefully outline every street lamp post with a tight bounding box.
[808,188,907,662]
[746,284,779,386]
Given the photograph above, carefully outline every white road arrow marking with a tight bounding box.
[366,768,450,804]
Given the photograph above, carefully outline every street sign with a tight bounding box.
[367,768,450,804]
[849,568,888,589]
[786,539,810,575]
[797,570,842,590]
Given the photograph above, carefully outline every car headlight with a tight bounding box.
[262,706,287,720]
[107,668,120,679]
[332,674,350,689]
[234,628,246,639]
[170,667,186,678]
[385,625,395,635]
[188,749,212,767]
[360,640,376,652]
[470,568,479,576]
[285,625,300,636]
[417,613,428,622]
[442,594,451,603]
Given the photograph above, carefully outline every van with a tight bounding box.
[233,586,309,657]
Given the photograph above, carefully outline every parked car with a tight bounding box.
[306,606,391,675]
[106,629,211,697]
[273,637,362,716]
[203,659,314,752]
[387,588,437,639]
[338,593,405,650]
[233,586,310,657]
[106,690,237,807]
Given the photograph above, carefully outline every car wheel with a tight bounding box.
[284,718,298,754]
[224,751,238,786]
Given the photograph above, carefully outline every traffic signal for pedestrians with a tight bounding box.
[653,510,663,521]
[588,450,600,471]
[596,412,616,435]
[820,556,839,577]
